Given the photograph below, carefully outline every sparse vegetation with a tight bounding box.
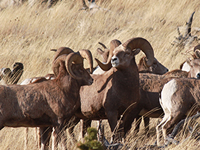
[0,0,200,149]
[77,127,103,150]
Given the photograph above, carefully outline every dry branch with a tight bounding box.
[171,11,198,48]
[165,112,200,146]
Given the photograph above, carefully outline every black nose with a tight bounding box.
[166,69,169,72]
[197,73,200,79]
[112,58,117,61]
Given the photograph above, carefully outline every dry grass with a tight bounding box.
[0,0,199,149]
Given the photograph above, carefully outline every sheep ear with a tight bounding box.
[186,58,192,66]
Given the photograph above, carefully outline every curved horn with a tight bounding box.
[52,55,67,77]
[194,44,200,51]
[52,47,74,62]
[194,49,200,59]
[98,42,107,49]
[78,49,93,73]
[95,39,122,71]
[66,52,83,80]
[123,37,154,67]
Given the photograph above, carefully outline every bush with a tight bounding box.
[77,127,104,150]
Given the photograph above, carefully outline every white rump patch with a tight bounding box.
[160,79,178,112]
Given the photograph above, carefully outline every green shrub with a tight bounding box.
[77,127,104,150]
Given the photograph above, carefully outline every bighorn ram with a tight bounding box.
[0,47,93,150]
[38,38,170,147]
[93,41,168,75]
[135,49,200,135]
[92,40,121,75]
[70,44,200,142]
[156,78,200,146]
[0,62,23,85]
[77,37,154,141]
[137,56,168,74]
[39,37,154,144]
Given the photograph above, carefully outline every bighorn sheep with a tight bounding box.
[39,37,154,145]
[0,47,93,150]
[135,50,200,135]
[180,44,200,72]
[38,38,169,147]
[94,41,168,75]
[92,41,121,75]
[137,56,168,74]
[156,78,200,146]
[133,45,200,134]
[77,37,154,141]
[0,62,23,85]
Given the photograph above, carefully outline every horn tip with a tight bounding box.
[51,49,57,52]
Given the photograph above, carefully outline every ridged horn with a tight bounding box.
[96,39,122,71]
[193,44,200,58]
[78,49,93,73]
[52,55,67,77]
[52,47,74,62]
[195,50,200,59]
[66,52,83,80]
[98,42,107,49]
[194,44,200,52]
[123,37,154,67]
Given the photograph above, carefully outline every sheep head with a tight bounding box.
[96,37,154,71]
[0,68,11,81]
[52,48,93,86]
[10,62,24,84]
[187,58,200,78]
[97,40,118,63]
[138,56,168,75]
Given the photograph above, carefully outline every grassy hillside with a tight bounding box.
[0,0,199,149]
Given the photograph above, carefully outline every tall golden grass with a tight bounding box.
[0,0,200,149]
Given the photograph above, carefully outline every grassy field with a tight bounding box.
[0,0,200,149]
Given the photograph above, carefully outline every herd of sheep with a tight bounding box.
[0,37,200,150]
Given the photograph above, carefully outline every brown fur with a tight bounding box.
[135,68,196,134]
[157,78,200,146]
[0,52,93,149]
[77,37,155,140]
[138,56,168,75]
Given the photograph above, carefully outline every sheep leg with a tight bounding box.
[144,117,150,136]
[52,126,66,150]
[52,118,68,150]
[106,111,118,143]
[156,115,169,146]
[162,112,185,146]
[123,108,141,137]
[68,116,81,140]
[83,119,92,136]
[134,115,142,134]
[40,127,52,150]
[24,128,28,150]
